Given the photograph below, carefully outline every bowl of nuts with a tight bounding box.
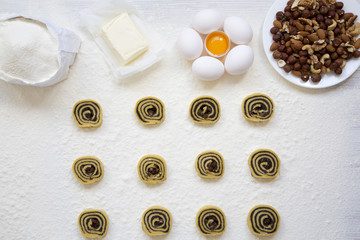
[263,0,360,88]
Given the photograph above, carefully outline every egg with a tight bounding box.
[192,9,223,34]
[177,28,203,61]
[192,56,224,81]
[224,45,254,75]
[224,16,253,44]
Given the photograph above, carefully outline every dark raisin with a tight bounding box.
[311,73,322,82]
[276,11,284,20]
[302,9,311,18]
[335,2,343,9]
[320,6,328,15]
[335,67,342,74]
[270,27,279,34]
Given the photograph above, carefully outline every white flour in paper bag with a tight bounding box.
[0,18,59,83]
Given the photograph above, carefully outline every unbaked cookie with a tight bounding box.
[73,99,102,128]
[78,209,109,238]
[142,206,172,236]
[195,151,224,178]
[135,97,165,125]
[189,96,220,123]
[72,156,104,184]
[248,149,280,179]
[138,155,167,184]
[196,206,226,236]
[247,204,280,236]
[242,93,274,122]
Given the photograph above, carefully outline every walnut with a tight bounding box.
[291,0,301,10]
[323,0,336,6]
[298,0,316,8]
[299,18,313,26]
[312,41,327,51]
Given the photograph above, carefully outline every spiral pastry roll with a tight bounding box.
[138,155,167,184]
[189,96,220,124]
[247,205,280,236]
[72,156,104,184]
[135,97,165,125]
[142,206,172,236]
[196,206,226,236]
[242,93,274,122]
[248,149,280,179]
[73,99,102,128]
[195,151,224,179]
[78,209,109,238]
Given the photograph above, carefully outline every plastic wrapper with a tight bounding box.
[80,0,164,79]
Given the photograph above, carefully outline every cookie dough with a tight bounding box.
[248,149,280,179]
[247,205,280,236]
[195,151,224,178]
[73,99,102,128]
[242,93,274,122]
[142,206,172,236]
[135,97,165,125]
[189,96,220,124]
[72,156,104,184]
[138,155,167,184]
[78,209,109,238]
[196,206,226,236]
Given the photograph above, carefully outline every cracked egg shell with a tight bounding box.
[178,28,203,61]
[224,16,253,44]
[192,9,224,34]
[192,56,224,81]
[225,45,254,75]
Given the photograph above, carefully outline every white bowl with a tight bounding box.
[262,0,360,89]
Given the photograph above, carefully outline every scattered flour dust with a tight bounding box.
[0,17,59,83]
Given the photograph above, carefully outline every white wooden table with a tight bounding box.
[0,0,359,239]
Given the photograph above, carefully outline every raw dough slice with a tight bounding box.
[242,93,274,122]
[78,209,109,238]
[135,97,165,125]
[72,156,104,184]
[189,96,220,124]
[196,206,226,236]
[247,204,280,236]
[138,155,167,184]
[142,206,172,236]
[73,99,102,128]
[248,149,280,179]
[195,151,224,178]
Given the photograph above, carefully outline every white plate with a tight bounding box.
[262,0,360,89]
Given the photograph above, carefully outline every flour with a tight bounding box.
[0,18,59,83]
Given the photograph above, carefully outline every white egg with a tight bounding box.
[225,45,254,75]
[192,56,224,81]
[192,9,223,34]
[224,16,253,44]
[177,28,203,61]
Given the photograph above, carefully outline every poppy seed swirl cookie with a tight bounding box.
[135,97,165,125]
[189,96,220,123]
[73,99,102,128]
[247,205,280,236]
[195,151,224,178]
[138,155,167,184]
[248,149,280,179]
[72,156,104,184]
[242,93,274,122]
[142,206,172,236]
[196,206,226,236]
[78,209,109,238]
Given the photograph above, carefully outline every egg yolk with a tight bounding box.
[206,31,230,56]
